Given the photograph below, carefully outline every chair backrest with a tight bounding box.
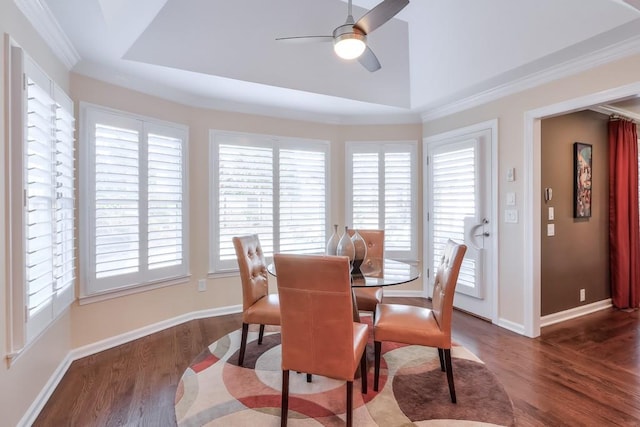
[348,229,385,258]
[431,239,467,337]
[274,254,356,380]
[233,234,269,311]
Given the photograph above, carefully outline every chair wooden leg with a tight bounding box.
[258,324,265,345]
[360,350,367,394]
[444,349,456,403]
[238,323,249,366]
[281,370,289,427]
[438,348,445,372]
[346,380,353,427]
[306,373,312,383]
[374,341,381,392]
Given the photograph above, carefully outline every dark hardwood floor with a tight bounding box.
[33,298,640,426]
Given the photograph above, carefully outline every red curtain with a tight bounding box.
[608,119,640,309]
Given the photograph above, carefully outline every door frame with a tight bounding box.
[524,81,640,337]
[423,119,499,324]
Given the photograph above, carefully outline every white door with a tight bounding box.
[424,121,497,321]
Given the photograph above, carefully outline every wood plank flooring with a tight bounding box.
[33,298,640,426]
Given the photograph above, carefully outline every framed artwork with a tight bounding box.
[573,142,592,218]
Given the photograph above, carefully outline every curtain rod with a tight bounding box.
[609,113,634,122]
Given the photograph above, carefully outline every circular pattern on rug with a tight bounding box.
[175,324,515,426]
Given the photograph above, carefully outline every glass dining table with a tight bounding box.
[267,257,421,321]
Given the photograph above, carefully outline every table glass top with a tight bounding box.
[267,257,420,288]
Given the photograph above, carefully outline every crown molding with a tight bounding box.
[14,0,80,69]
[420,33,640,123]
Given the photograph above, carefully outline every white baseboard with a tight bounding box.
[497,318,526,335]
[540,299,612,328]
[18,353,73,427]
[21,304,243,426]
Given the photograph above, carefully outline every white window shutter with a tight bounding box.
[347,142,417,261]
[352,152,380,229]
[384,151,412,252]
[147,131,184,271]
[25,77,55,324]
[94,122,141,280]
[216,143,274,267]
[431,144,476,289]
[279,148,326,254]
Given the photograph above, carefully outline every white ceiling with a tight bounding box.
[33,0,640,123]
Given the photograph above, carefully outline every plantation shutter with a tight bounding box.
[21,56,76,342]
[25,76,56,333]
[384,151,412,252]
[352,152,380,229]
[94,121,140,282]
[147,130,184,272]
[279,148,326,254]
[216,143,274,269]
[53,88,76,314]
[347,142,417,260]
[431,143,476,290]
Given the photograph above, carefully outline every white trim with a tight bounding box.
[523,81,640,338]
[540,299,613,328]
[17,304,243,426]
[13,0,80,69]
[78,275,191,305]
[421,33,640,122]
[497,318,526,335]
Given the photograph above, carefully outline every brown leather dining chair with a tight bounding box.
[274,254,368,427]
[373,239,467,403]
[232,234,280,367]
[349,229,385,321]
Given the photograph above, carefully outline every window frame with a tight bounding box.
[345,141,419,262]
[209,130,331,274]
[79,103,190,302]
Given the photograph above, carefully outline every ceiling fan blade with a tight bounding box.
[275,35,333,44]
[354,0,409,35]
[358,46,381,72]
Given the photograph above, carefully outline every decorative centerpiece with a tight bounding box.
[336,226,355,268]
[326,224,340,255]
[351,229,367,272]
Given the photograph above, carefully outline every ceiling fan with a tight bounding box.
[276,0,409,72]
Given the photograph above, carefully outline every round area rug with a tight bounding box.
[175,324,515,426]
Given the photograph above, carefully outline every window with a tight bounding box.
[7,45,75,353]
[346,142,418,261]
[80,105,188,298]
[211,131,329,272]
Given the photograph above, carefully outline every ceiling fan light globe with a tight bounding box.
[334,35,366,60]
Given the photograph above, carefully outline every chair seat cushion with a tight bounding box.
[374,303,449,349]
[354,287,383,312]
[243,293,281,325]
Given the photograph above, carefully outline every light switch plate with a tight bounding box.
[548,207,554,221]
[547,223,555,236]
[506,192,516,206]
[506,167,515,182]
[505,209,518,223]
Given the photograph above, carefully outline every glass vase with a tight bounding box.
[336,226,355,266]
[351,229,367,272]
[326,224,340,255]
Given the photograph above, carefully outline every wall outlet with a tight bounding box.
[198,279,207,292]
[580,288,585,302]
[505,209,518,223]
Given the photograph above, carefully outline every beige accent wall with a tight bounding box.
[540,110,610,315]
[70,74,424,348]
